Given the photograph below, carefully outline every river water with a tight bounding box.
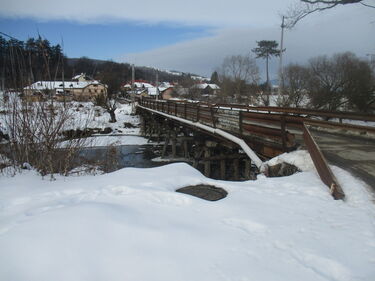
[78,144,165,172]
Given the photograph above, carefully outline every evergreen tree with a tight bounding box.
[252,40,281,105]
[210,71,219,84]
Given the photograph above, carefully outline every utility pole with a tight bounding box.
[131,64,135,110]
[61,37,66,108]
[278,16,286,97]
[155,70,159,100]
[367,53,375,71]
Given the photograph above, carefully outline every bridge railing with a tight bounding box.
[138,98,354,200]
[141,98,375,137]
[139,98,297,154]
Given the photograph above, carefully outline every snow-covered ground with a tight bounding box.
[64,102,140,135]
[0,151,374,281]
[0,97,141,137]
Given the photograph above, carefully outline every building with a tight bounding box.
[191,83,220,97]
[123,80,175,99]
[72,73,95,82]
[24,80,107,101]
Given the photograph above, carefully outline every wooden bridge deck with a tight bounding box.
[137,98,375,200]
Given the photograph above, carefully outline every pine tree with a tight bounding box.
[252,40,281,105]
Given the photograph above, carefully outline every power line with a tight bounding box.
[0,31,21,41]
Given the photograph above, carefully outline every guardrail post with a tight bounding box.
[281,115,287,151]
[175,102,177,116]
[196,104,200,122]
[184,103,187,119]
[239,111,243,135]
[210,106,216,128]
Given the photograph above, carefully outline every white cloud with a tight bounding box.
[1,0,293,27]
[2,0,374,78]
[120,6,375,78]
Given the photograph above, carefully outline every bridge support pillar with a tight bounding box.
[162,132,170,159]
[204,147,211,177]
[220,153,226,180]
[245,159,251,180]
[233,159,239,181]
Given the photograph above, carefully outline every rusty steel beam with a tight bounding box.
[303,124,345,200]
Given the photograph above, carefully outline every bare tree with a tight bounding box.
[93,91,117,123]
[278,64,310,107]
[307,52,374,111]
[4,95,89,176]
[286,0,375,28]
[218,55,259,102]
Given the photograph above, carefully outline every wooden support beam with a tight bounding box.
[183,140,189,158]
[220,153,226,180]
[245,159,251,180]
[172,135,177,158]
[198,154,247,161]
[233,158,239,180]
[204,147,211,177]
[162,132,170,158]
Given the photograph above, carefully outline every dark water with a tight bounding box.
[78,144,165,172]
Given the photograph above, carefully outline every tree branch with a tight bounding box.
[286,0,371,28]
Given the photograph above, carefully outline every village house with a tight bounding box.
[191,83,221,97]
[72,73,95,82]
[123,80,175,100]
[24,80,107,101]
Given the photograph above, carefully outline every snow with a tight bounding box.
[0,152,375,281]
[266,150,315,172]
[193,83,220,90]
[24,80,102,91]
[65,102,140,134]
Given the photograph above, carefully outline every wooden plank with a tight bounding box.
[303,124,345,200]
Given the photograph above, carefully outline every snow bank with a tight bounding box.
[0,162,374,281]
[266,150,315,172]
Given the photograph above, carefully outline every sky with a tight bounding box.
[0,0,374,79]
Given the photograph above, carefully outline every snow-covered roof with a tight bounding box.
[136,82,154,88]
[159,82,174,88]
[123,82,155,89]
[192,83,220,90]
[147,87,170,96]
[24,81,102,91]
[72,73,84,80]
[191,75,210,81]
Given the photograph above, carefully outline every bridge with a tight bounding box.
[137,98,375,201]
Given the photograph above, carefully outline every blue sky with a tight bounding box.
[0,0,374,77]
[0,18,212,61]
